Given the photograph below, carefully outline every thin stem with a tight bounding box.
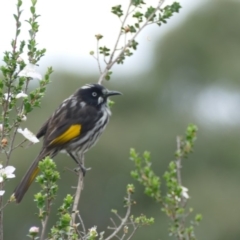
[12,2,21,55]
[105,192,132,240]
[40,214,49,240]
[40,183,52,240]
[110,218,117,228]
[1,1,23,143]
[1,88,11,143]
[6,79,30,165]
[108,0,132,65]
[96,40,102,74]
[77,212,86,236]
[120,233,126,240]
[11,139,27,151]
[126,226,138,240]
[0,201,10,213]
[98,0,166,84]
[175,136,187,240]
[125,217,138,240]
[71,157,84,225]
[0,188,3,240]
[176,136,182,186]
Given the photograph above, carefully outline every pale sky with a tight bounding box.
[3,0,237,126]
[0,0,202,75]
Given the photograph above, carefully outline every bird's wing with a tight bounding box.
[43,100,101,148]
[36,119,49,139]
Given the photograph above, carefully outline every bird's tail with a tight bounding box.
[13,150,48,203]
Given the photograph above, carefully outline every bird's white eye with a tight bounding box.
[92,92,97,97]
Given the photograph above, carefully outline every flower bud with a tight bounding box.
[124,26,130,33]
[17,56,23,63]
[29,226,39,237]
[95,34,103,40]
[1,138,8,147]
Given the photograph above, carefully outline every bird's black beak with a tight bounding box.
[106,90,122,97]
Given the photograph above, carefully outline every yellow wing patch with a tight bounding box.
[50,124,81,145]
[28,167,40,188]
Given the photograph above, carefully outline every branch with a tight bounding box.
[105,192,132,240]
[98,0,166,84]
[77,212,87,236]
[126,217,138,240]
[108,1,132,65]
[40,188,52,240]
[96,39,103,74]
[71,157,84,225]
[176,136,182,186]
[6,80,30,165]
[40,213,49,240]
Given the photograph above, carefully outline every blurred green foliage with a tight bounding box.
[2,0,240,239]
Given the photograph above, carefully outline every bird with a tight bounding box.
[13,83,122,203]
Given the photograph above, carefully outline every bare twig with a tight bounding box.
[0,185,3,240]
[40,191,52,240]
[105,192,132,240]
[11,139,27,151]
[0,200,10,213]
[77,212,87,236]
[98,0,166,84]
[110,218,118,228]
[108,1,132,65]
[176,136,182,186]
[40,215,49,240]
[126,226,138,240]
[120,233,126,240]
[96,39,103,74]
[126,217,138,240]
[71,157,84,225]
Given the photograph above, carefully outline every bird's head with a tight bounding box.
[78,84,122,106]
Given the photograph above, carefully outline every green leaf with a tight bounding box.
[129,25,136,33]
[133,11,143,19]
[105,71,112,81]
[30,6,35,14]
[195,214,203,222]
[131,0,145,7]
[13,14,18,21]
[0,79,3,89]
[31,0,37,6]
[130,40,139,50]
[99,46,110,56]
[111,5,123,17]
[145,6,156,21]
[17,0,22,7]
[24,100,33,113]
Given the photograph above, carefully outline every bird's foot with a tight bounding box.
[74,164,91,176]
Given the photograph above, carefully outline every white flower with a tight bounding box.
[19,114,27,121]
[3,93,12,102]
[17,128,39,143]
[0,165,16,183]
[18,63,42,80]
[0,191,5,196]
[181,186,189,199]
[89,226,98,237]
[4,91,27,101]
[16,91,28,99]
[29,226,39,234]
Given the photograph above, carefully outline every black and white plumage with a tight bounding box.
[13,83,122,203]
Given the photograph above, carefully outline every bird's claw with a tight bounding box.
[74,165,91,176]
